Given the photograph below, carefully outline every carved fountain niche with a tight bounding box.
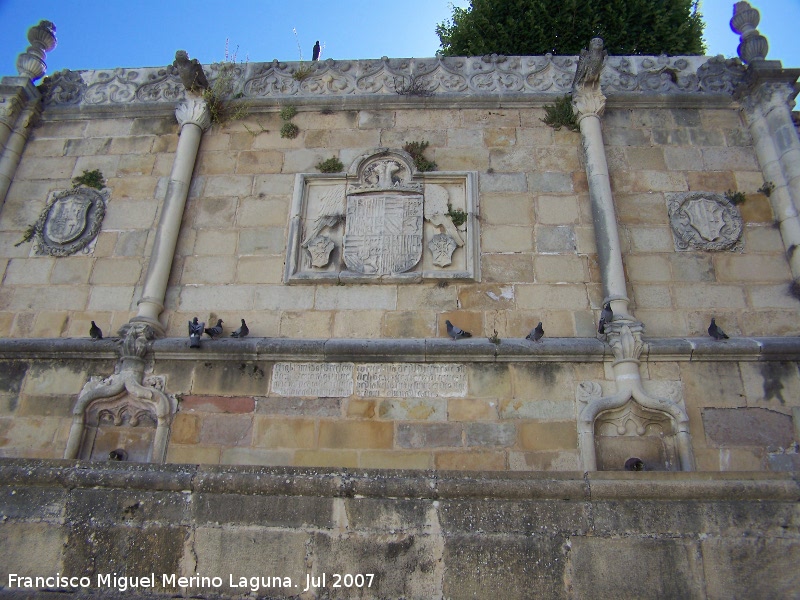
[65,324,177,463]
[593,399,680,471]
[285,148,480,283]
[576,322,695,472]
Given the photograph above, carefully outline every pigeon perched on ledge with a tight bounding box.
[312,41,321,61]
[708,317,729,340]
[526,322,544,343]
[231,319,249,338]
[598,302,613,334]
[188,317,204,348]
[89,321,103,340]
[205,319,224,339]
[446,320,472,341]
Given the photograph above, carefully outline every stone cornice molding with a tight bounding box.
[1,336,800,363]
[1,457,797,500]
[38,55,746,113]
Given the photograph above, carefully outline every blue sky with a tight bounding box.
[0,0,798,77]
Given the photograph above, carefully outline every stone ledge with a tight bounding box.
[1,336,800,362]
[0,458,797,501]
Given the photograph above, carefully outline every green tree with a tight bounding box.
[437,0,706,57]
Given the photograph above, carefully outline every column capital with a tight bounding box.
[175,96,211,132]
[572,85,606,121]
[735,61,800,122]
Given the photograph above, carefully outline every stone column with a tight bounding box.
[0,103,40,206]
[571,39,695,472]
[741,81,800,281]
[572,50,630,319]
[131,97,210,334]
[732,3,800,284]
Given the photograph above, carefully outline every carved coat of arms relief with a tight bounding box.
[667,191,744,252]
[286,149,479,283]
[30,187,108,256]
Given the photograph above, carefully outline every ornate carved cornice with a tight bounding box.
[39,55,745,110]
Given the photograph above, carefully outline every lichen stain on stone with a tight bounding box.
[0,361,28,394]
[238,363,264,380]
[386,535,415,559]
[759,362,793,404]
[520,362,562,389]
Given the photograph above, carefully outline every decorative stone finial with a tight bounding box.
[16,20,57,82]
[731,2,768,63]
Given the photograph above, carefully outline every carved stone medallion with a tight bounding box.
[428,233,458,267]
[32,187,107,256]
[667,191,743,252]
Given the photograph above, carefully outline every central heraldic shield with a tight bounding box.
[343,192,423,275]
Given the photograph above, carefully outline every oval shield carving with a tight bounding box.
[667,191,743,252]
[33,187,107,256]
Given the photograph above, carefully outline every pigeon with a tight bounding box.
[526,322,544,343]
[188,317,205,348]
[312,41,321,61]
[598,302,613,334]
[231,318,249,338]
[708,317,729,340]
[624,457,644,471]
[205,319,224,339]
[89,321,103,340]
[445,320,472,341]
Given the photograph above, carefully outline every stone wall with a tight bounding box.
[1,338,798,473]
[0,115,174,338]
[1,102,796,340]
[0,459,798,599]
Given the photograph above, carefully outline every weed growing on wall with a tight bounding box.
[203,40,249,126]
[316,157,344,173]
[72,169,105,190]
[542,95,578,132]
[279,104,300,139]
[725,189,747,205]
[403,141,437,172]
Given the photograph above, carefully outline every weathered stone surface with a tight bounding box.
[444,535,568,600]
[0,523,66,586]
[569,537,704,600]
[397,423,462,448]
[192,528,307,595]
[701,538,800,600]
[702,408,795,447]
[318,421,393,449]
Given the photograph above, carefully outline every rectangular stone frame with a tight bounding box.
[284,171,480,284]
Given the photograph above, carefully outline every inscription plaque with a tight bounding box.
[270,362,467,399]
[355,364,467,398]
[271,363,354,397]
